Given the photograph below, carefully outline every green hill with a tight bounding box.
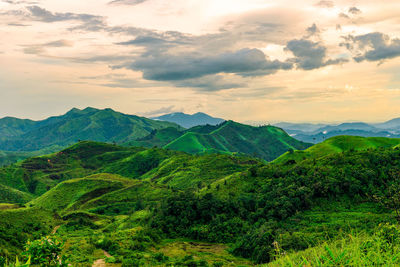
[0,107,181,152]
[164,120,311,161]
[1,140,400,265]
[0,184,33,204]
[274,135,400,164]
[126,127,183,148]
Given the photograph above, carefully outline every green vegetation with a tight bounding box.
[163,121,311,161]
[0,136,400,265]
[0,107,181,152]
[274,135,400,164]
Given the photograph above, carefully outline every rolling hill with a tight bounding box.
[164,120,311,161]
[274,135,400,164]
[152,112,225,128]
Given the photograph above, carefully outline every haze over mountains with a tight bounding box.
[275,119,400,143]
[152,112,225,128]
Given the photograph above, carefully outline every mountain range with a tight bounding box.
[275,118,400,143]
[0,108,310,165]
[152,112,225,128]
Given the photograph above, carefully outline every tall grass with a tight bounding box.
[267,224,400,266]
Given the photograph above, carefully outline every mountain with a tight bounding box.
[277,120,400,143]
[0,107,181,152]
[164,120,311,161]
[1,140,400,265]
[374,117,400,130]
[274,135,400,164]
[152,112,225,128]
[275,122,328,133]
[292,129,399,143]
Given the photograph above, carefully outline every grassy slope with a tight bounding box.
[125,127,183,148]
[0,184,32,204]
[274,135,400,164]
[165,121,311,161]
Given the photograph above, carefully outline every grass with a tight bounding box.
[274,135,400,164]
[164,120,311,161]
[28,174,129,213]
[267,229,400,266]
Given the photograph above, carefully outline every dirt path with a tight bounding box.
[51,225,60,234]
[92,259,106,267]
[91,250,111,267]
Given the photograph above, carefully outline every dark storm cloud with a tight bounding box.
[125,48,292,81]
[285,39,347,70]
[108,0,147,6]
[341,32,400,62]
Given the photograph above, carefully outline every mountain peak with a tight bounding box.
[152,112,225,128]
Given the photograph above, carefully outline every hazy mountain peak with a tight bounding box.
[152,112,225,128]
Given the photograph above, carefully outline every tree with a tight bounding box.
[24,237,67,266]
[371,171,400,223]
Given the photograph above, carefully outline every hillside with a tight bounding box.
[164,120,311,161]
[0,141,257,196]
[0,107,181,152]
[152,112,225,128]
[274,135,400,164]
[1,140,400,265]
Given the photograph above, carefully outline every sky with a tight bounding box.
[0,0,400,123]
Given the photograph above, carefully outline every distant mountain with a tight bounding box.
[374,117,400,130]
[152,112,225,128]
[276,119,400,144]
[291,129,399,143]
[0,107,181,152]
[275,122,328,133]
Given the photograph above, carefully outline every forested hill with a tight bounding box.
[0,107,181,152]
[132,120,312,161]
[1,139,400,265]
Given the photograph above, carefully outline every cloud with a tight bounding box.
[108,0,147,6]
[7,22,30,26]
[4,5,107,31]
[341,32,400,62]
[285,39,347,70]
[306,23,320,37]
[2,0,39,4]
[175,75,247,91]
[348,7,362,15]
[140,105,182,117]
[125,48,292,82]
[22,39,73,55]
[314,0,334,8]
